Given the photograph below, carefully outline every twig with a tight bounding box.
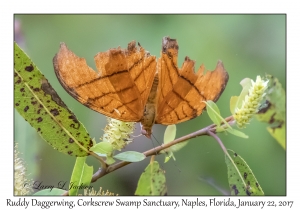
[206,125,247,189]
[207,130,229,156]
[92,115,235,181]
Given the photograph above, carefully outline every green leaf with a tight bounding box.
[162,149,175,163]
[205,100,222,126]
[106,156,116,165]
[216,126,226,132]
[205,101,241,138]
[90,142,115,164]
[164,155,172,163]
[135,161,167,195]
[237,78,252,107]
[229,96,239,115]
[226,128,248,139]
[161,125,188,162]
[164,125,176,144]
[205,100,232,130]
[225,150,264,195]
[33,188,66,195]
[161,125,176,162]
[69,157,93,196]
[230,78,252,114]
[114,151,145,162]
[216,126,248,139]
[168,141,188,153]
[256,75,286,149]
[14,42,93,157]
[90,142,113,155]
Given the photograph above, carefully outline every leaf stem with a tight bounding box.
[206,130,229,156]
[206,129,247,189]
[89,151,107,182]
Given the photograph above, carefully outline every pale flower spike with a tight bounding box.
[81,187,118,196]
[14,143,32,195]
[102,118,135,151]
[234,76,269,128]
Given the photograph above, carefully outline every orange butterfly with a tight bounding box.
[53,37,228,138]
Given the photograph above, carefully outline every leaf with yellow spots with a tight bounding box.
[225,150,264,195]
[14,42,93,157]
[135,160,167,195]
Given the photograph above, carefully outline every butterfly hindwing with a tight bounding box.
[155,37,229,125]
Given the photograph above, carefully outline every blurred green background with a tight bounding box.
[14,15,286,195]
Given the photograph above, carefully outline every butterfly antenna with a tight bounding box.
[173,161,181,173]
[151,134,170,156]
[151,134,160,145]
[149,135,158,155]
[152,136,182,173]
[149,134,164,156]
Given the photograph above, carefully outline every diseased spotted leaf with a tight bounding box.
[225,150,264,195]
[14,42,93,156]
[135,161,167,195]
[256,75,286,149]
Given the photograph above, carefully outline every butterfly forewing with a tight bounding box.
[122,42,157,109]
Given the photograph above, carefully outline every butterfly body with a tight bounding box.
[140,72,159,138]
[53,37,229,138]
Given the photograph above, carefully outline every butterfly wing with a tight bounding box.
[53,42,156,122]
[122,41,157,109]
[155,37,229,125]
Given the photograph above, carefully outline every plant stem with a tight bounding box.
[207,130,229,156]
[91,115,235,181]
[89,151,107,182]
[207,128,247,189]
